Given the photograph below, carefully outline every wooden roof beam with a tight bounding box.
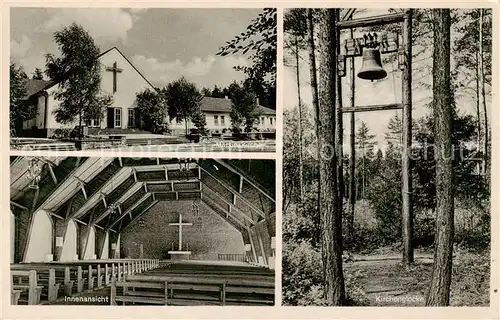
[80,182,87,199]
[342,103,402,113]
[47,164,58,184]
[10,200,28,211]
[120,200,159,234]
[107,193,152,230]
[201,198,245,232]
[201,182,255,225]
[212,159,275,203]
[60,166,132,222]
[336,11,406,30]
[200,167,267,219]
[341,8,356,21]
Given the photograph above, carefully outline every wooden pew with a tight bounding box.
[11,289,22,305]
[110,274,274,306]
[12,264,74,298]
[11,270,43,305]
[36,269,62,302]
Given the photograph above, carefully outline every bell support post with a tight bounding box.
[335,9,414,265]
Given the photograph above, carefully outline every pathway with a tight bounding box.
[345,253,434,306]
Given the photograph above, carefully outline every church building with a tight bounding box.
[19,47,276,139]
[10,156,276,305]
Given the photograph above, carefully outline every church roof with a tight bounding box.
[100,47,157,91]
[22,79,52,98]
[10,157,275,237]
[200,96,276,115]
[22,47,157,99]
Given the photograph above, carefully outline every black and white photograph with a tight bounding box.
[9,8,277,152]
[4,3,500,320]
[282,8,493,306]
[9,156,275,305]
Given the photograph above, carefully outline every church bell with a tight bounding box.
[357,48,387,81]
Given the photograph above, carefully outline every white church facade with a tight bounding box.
[21,47,276,138]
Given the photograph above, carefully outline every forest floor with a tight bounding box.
[344,247,490,306]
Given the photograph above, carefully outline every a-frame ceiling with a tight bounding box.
[10,157,276,235]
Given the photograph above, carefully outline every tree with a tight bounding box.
[307,8,323,239]
[228,82,260,133]
[385,114,403,144]
[217,8,276,109]
[356,121,376,199]
[284,8,308,201]
[44,23,113,140]
[135,88,168,134]
[426,9,454,306]
[191,111,207,134]
[317,8,345,306]
[478,9,489,174]
[10,63,36,136]
[163,77,203,135]
[201,87,211,97]
[32,68,44,80]
[453,9,492,175]
[211,85,224,98]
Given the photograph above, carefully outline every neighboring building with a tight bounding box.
[168,96,277,135]
[18,47,276,138]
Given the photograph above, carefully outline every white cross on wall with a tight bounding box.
[169,213,193,251]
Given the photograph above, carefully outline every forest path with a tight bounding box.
[344,253,434,306]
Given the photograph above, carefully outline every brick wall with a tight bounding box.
[121,200,244,260]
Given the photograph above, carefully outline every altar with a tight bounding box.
[168,250,192,260]
[168,213,192,260]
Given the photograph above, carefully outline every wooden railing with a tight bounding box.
[217,253,246,262]
[10,259,160,305]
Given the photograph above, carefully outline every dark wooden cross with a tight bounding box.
[106,61,123,93]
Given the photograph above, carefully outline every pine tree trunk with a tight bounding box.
[77,111,83,151]
[318,8,345,306]
[475,50,482,175]
[348,28,356,241]
[426,9,454,306]
[307,8,322,245]
[362,154,365,199]
[335,9,344,224]
[335,9,344,218]
[295,35,305,201]
[475,50,481,148]
[401,9,414,265]
[479,8,488,174]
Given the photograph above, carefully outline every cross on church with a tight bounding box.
[106,61,123,93]
[169,213,192,251]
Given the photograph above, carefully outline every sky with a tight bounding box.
[283,8,493,145]
[10,8,261,89]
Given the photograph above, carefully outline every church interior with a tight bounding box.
[10,156,276,306]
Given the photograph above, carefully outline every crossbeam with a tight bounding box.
[341,103,402,113]
[200,167,266,219]
[213,159,275,203]
[120,200,159,234]
[108,193,151,230]
[202,198,246,231]
[11,200,28,210]
[336,12,406,30]
[341,8,356,21]
[202,182,255,225]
